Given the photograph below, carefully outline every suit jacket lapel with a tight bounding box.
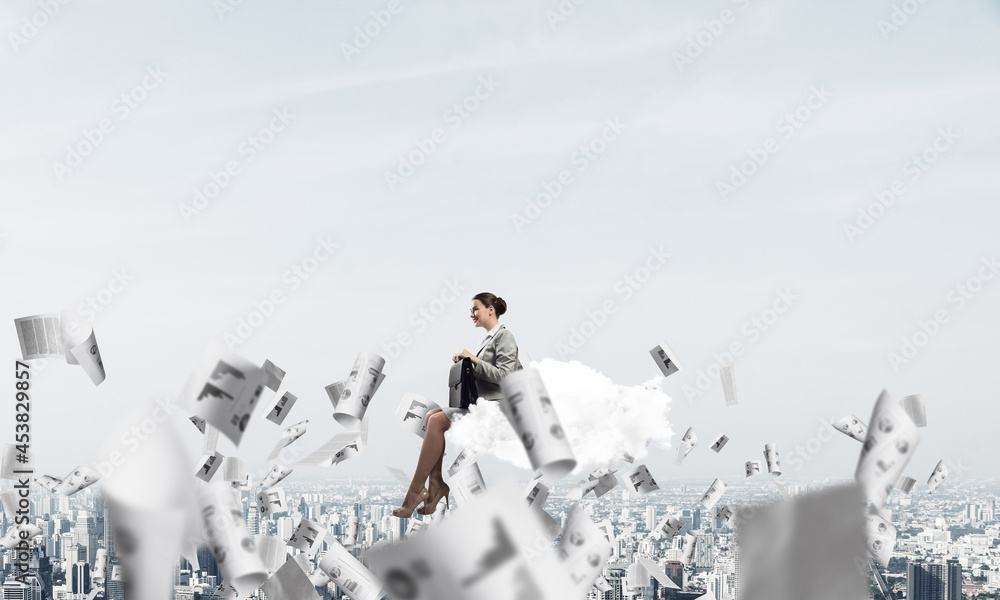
[476,324,504,357]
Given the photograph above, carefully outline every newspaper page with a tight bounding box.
[181,347,266,446]
[394,391,442,438]
[317,539,383,600]
[327,352,387,428]
[498,368,576,480]
[649,342,683,378]
[855,389,920,509]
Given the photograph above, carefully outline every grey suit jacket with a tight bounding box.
[473,324,522,401]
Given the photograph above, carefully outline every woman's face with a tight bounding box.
[470,299,492,327]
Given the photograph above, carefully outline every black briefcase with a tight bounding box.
[449,357,479,410]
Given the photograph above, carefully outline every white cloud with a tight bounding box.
[447,358,673,475]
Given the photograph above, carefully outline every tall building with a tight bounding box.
[907,558,962,600]
[72,561,92,594]
[645,506,657,531]
[602,564,627,600]
[694,533,714,569]
[104,504,116,556]
[3,577,42,600]
[247,505,260,536]
[106,561,126,600]
[74,510,98,564]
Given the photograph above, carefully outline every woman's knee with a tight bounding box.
[427,411,450,431]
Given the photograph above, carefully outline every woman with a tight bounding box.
[392,292,520,518]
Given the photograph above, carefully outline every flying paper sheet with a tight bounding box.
[738,484,868,600]
[498,368,576,480]
[710,433,729,453]
[190,415,207,433]
[855,390,920,509]
[927,459,948,494]
[895,474,916,494]
[623,464,659,498]
[681,532,697,565]
[900,395,927,428]
[720,363,736,405]
[195,452,223,482]
[745,460,761,477]
[649,342,683,378]
[261,558,321,600]
[182,348,266,446]
[716,505,736,527]
[833,415,868,442]
[344,515,361,549]
[14,312,106,385]
[199,483,268,594]
[0,490,20,518]
[451,461,488,508]
[257,488,289,518]
[35,475,61,493]
[864,511,896,568]
[0,444,33,480]
[261,359,286,391]
[256,534,289,576]
[653,515,683,541]
[261,465,293,488]
[326,352,387,428]
[54,466,101,495]
[0,523,42,548]
[395,392,442,438]
[318,539,383,600]
[365,486,572,600]
[448,448,478,477]
[522,480,561,541]
[700,478,726,510]
[556,504,614,597]
[266,419,309,461]
[288,519,327,556]
[676,427,697,465]
[93,548,108,586]
[222,457,246,483]
[763,443,782,475]
[567,478,602,501]
[266,392,298,426]
[296,431,363,467]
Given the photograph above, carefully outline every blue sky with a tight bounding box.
[2,0,999,490]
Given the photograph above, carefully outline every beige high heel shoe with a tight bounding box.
[417,482,450,515]
[392,487,429,518]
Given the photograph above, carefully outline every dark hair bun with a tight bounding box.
[494,296,507,316]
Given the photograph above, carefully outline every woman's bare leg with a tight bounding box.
[408,412,450,499]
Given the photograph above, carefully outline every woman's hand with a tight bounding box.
[452,349,478,364]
